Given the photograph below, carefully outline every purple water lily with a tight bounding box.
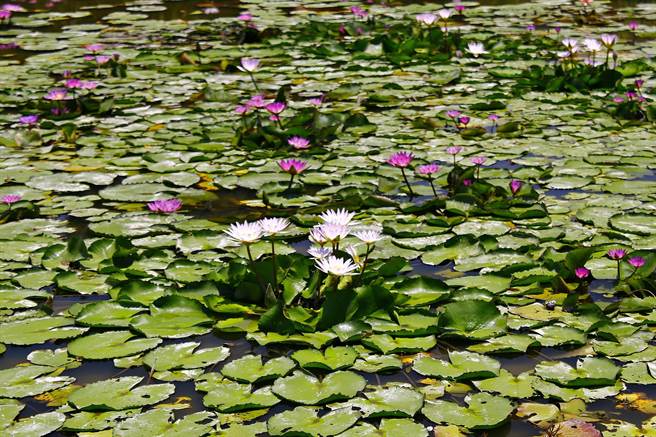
[148,198,182,213]
[387,152,415,197]
[19,114,39,126]
[510,179,522,195]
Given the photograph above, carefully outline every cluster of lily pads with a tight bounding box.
[1,0,656,436]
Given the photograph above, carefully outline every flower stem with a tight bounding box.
[270,239,278,296]
[400,168,415,197]
[429,177,438,196]
[358,244,373,282]
[248,72,260,92]
[246,244,266,294]
[616,260,621,283]
[287,174,295,191]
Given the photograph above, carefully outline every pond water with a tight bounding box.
[1,0,656,436]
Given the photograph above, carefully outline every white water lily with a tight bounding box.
[238,57,260,72]
[345,246,362,267]
[315,255,359,276]
[561,38,578,49]
[416,13,437,25]
[309,227,329,245]
[437,8,451,20]
[308,246,332,259]
[600,33,617,47]
[319,208,356,226]
[317,223,350,242]
[466,42,488,57]
[225,221,262,244]
[258,217,290,235]
[583,38,601,52]
[352,227,383,244]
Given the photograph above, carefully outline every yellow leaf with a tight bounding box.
[617,392,656,415]
[198,181,217,191]
[234,169,249,176]
[64,165,101,172]
[34,384,81,407]
[148,123,166,132]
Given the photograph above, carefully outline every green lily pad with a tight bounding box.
[68,331,162,360]
[142,342,230,371]
[413,351,500,381]
[221,355,296,383]
[291,346,357,371]
[473,370,536,398]
[68,376,175,411]
[272,370,366,405]
[422,393,513,429]
[534,357,619,388]
[267,406,361,437]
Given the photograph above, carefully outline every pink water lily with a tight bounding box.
[417,163,439,175]
[417,163,439,196]
[278,159,308,175]
[85,43,103,52]
[2,4,26,12]
[628,256,645,268]
[458,116,470,128]
[607,249,626,260]
[148,198,182,213]
[2,194,22,205]
[470,156,487,165]
[387,151,414,168]
[628,21,638,32]
[463,179,473,187]
[387,152,415,197]
[279,159,308,191]
[288,136,310,150]
[510,179,522,195]
[575,267,590,279]
[308,96,324,107]
[266,102,286,115]
[238,12,252,21]
[350,6,368,19]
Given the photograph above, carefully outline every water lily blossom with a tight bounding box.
[387,151,415,197]
[239,57,260,72]
[417,163,440,196]
[279,158,308,190]
[510,179,523,195]
[308,246,332,259]
[288,136,310,150]
[317,223,350,244]
[466,42,488,57]
[387,151,414,168]
[600,34,617,48]
[225,221,262,244]
[416,13,437,26]
[353,227,383,244]
[2,194,21,205]
[316,255,358,276]
[319,208,356,226]
[608,248,627,281]
[575,267,590,279]
[278,158,307,175]
[45,88,69,101]
[607,249,626,260]
[628,256,645,268]
[147,198,182,213]
[437,9,451,20]
[19,114,39,126]
[258,217,290,235]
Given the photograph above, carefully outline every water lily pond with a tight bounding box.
[2,0,656,436]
